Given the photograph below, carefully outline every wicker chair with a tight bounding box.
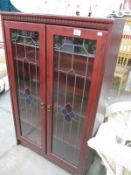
[114,51,131,96]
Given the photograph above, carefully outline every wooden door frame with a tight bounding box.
[4,21,46,154]
[46,25,108,174]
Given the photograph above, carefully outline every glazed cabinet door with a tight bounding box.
[4,21,46,153]
[47,25,108,174]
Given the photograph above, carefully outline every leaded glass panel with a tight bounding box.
[11,29,41,145]
[52,35,96,165]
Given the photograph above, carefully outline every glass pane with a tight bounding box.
[109,22,131,100]
[11,29,41,145]
[52,35,96,165]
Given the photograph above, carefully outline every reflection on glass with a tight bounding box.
[12,30,39,64]
[52,36,96,165]
[112,51,131,97]
[12,29,41,145]
[55,36,96,56]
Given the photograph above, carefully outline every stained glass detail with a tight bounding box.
[59,103,76,121]
[11,29,41,145]
[12,30,39,65]
[52,36,96,165]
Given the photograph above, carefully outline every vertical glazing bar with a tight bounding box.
[71,44,76,109]
[34,45,39,126]
[14,42,22,115]
[23,38,28,124]
[71,45,74,69]
[64,73,68,104]
[61,74,68,142]
[55,50,61,137]
[56,50,61,108]
[76,56,89,145]
[29,62,33,126]
[58,37,67,141]
[72,76,76,109]
[67,45,75,143]
[80,57,89,114]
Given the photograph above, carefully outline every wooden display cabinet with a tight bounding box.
[1,13,124,175]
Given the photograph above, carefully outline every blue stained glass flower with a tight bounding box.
[23,88,33,104]
[60,103,76,121]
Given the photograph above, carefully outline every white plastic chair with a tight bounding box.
[88,101,131,175]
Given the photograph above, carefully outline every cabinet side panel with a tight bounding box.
[96,20,124,118]
[2,19,20,143]
[3,21,22,140]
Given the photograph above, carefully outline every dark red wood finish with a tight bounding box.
[46,25,108,174]
[4,21,46,154]
[1,12,114,30]
[1,13,124,175]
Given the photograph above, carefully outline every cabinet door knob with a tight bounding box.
[40,102,45,109]
[47,105,51,112]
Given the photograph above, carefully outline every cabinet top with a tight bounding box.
[0,12,123,30]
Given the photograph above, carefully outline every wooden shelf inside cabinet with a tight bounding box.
[54,102,87,119]
[14,61,40,95]
[53,135,80,151]
[18,89,40,101]
[55,49,95,58]
[12,41,39,48]
[14,57,39,66]
[52,107,84,149]
[20,117,41,131]
[20,119,41,146]
[52,136,79,166]
[12,42,39,65]
[54,68,91,81]
[54,71,90,97]
[17,92,41,142]
[54,51,94,80]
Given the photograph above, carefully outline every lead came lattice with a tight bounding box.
[52,36,96,165]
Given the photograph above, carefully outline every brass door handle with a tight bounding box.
[47,105,51,112]
[40,102,45,109]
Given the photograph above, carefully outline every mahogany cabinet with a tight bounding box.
[1,13,124,175]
